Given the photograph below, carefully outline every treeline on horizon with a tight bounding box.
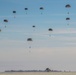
[5,68,62,72]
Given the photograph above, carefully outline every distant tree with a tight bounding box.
[45,68,51,72]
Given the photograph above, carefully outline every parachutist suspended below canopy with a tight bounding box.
[66,18,70,25]
[27,38,33,49]
[3,19,8,28]
[48,28,53,36]
[39,7,44,14]
[32,25,36,31]
[65,4,71,8]
[24,8,28,14]
[13,10,16,18]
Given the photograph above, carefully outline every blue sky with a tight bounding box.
[0,0,76,72]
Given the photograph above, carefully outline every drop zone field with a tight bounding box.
[0,72,76,75]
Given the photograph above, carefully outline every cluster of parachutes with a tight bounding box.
[25,4,71,48]
[27,27,53,48]
[22,3,72,48]
[65,4,71,25]
[12,7,44,17]
[1,3,72,48]
[24,7,44,14]
[0,7,53,49]
[0,7,45,33]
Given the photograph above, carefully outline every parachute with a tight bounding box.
[66,17,70,25]
[24,8,28,14]
[13,11,16,18]
[4,19,8,22]
[27,38,33,41]
[13,11,16,13]
[39,7,44,14]
[3,19,8,28]
[32,25,36,31]
[25,8,28,10]
[32,25,35,28]
[40,7,44,10]
[66,17,70,20]
[27,38,33,48]
[65,4,71,14]
[48,28,53,36]
[48,28,53,31]
[65,4,71,8]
